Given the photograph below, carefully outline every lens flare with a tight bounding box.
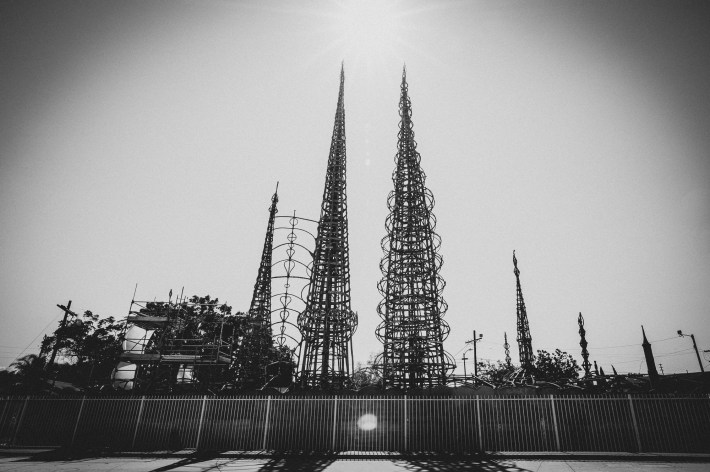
[357,413,378,431]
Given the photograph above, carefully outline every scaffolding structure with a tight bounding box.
[114,294,236,393]
[298,65,358,389]
[375,67,454,390]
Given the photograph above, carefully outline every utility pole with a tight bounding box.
[462,351,470,379]
[678,330,705,373]
[658,363,664,375]
[45,300,75,371]
[466,330,483,377]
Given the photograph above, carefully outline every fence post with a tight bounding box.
[627,394,642,452]
[331,396,338,451]
[403,395,408,452]
[549,395,561,451]
[11,396,30,446]
[476,395,482,451]
[70,396,87,448]
[131,396,146,450]
[194,395,208,450]
[262,395,272,450]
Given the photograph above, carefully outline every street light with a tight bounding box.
[466,331,483,378]
[462,348,472,379]
[678,330,705,373]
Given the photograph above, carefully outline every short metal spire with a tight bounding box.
[578,312,591,377]
[504,332,511,367]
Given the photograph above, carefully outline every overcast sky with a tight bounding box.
[1,0,709,376]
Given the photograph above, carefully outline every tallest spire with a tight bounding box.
[298,66,357,389]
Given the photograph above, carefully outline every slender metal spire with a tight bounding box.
[578,312,591,377]
[513,251,534,371]
[235,185,279,388]
[298,65,357,389]
[375,67,454,390]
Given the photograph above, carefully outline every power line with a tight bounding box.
[8,310,63,364]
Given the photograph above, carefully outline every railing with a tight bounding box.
[1,395,708,453]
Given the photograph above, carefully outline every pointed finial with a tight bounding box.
[641,325,650,345]
[271,181,279,205]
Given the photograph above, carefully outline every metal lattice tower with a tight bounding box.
[375,67,454,390]
[298,65,357,389]
[578,312,592,377]
[234,186,279,388]
[513,251,534,371]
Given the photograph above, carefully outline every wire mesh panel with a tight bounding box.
[265,398,333,451]
[634,396,710,453]
[407,398,478,452]
[199,397,268,451]
[336,397,404,451]
[13,398,83,447]
[555,397,637,452]
[133,397,203,451]
[74,398,142,450]
[479,398,556,451]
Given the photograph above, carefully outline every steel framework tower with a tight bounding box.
[513,251,535,372]
[375,67,454,390]
[298,66,357,389]
[234,186,279,388]
[578,312,592,377]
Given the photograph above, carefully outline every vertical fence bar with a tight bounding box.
[70,396,87,448]
[331,396,338,451]
[627,395,642,452]
[194,395,208,450]
[403,395,408,451]
[549,395,561,451]
[476,396,482,451]
[131,396,146,450]
[262,395,272,450]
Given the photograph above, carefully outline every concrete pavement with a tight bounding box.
[1,450,709,471]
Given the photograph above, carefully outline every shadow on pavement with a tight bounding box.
[145,453,337,472]
[396,455,532,472]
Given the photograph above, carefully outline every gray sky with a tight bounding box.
[1,0,709,375]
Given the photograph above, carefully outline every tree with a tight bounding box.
[8,354,48,394]
[477,360,516,384]
[39,310,123,389]
[534,349,579,383]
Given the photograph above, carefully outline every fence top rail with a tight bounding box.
[2,394,709,401]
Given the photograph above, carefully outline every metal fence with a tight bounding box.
[1,395,708,453]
